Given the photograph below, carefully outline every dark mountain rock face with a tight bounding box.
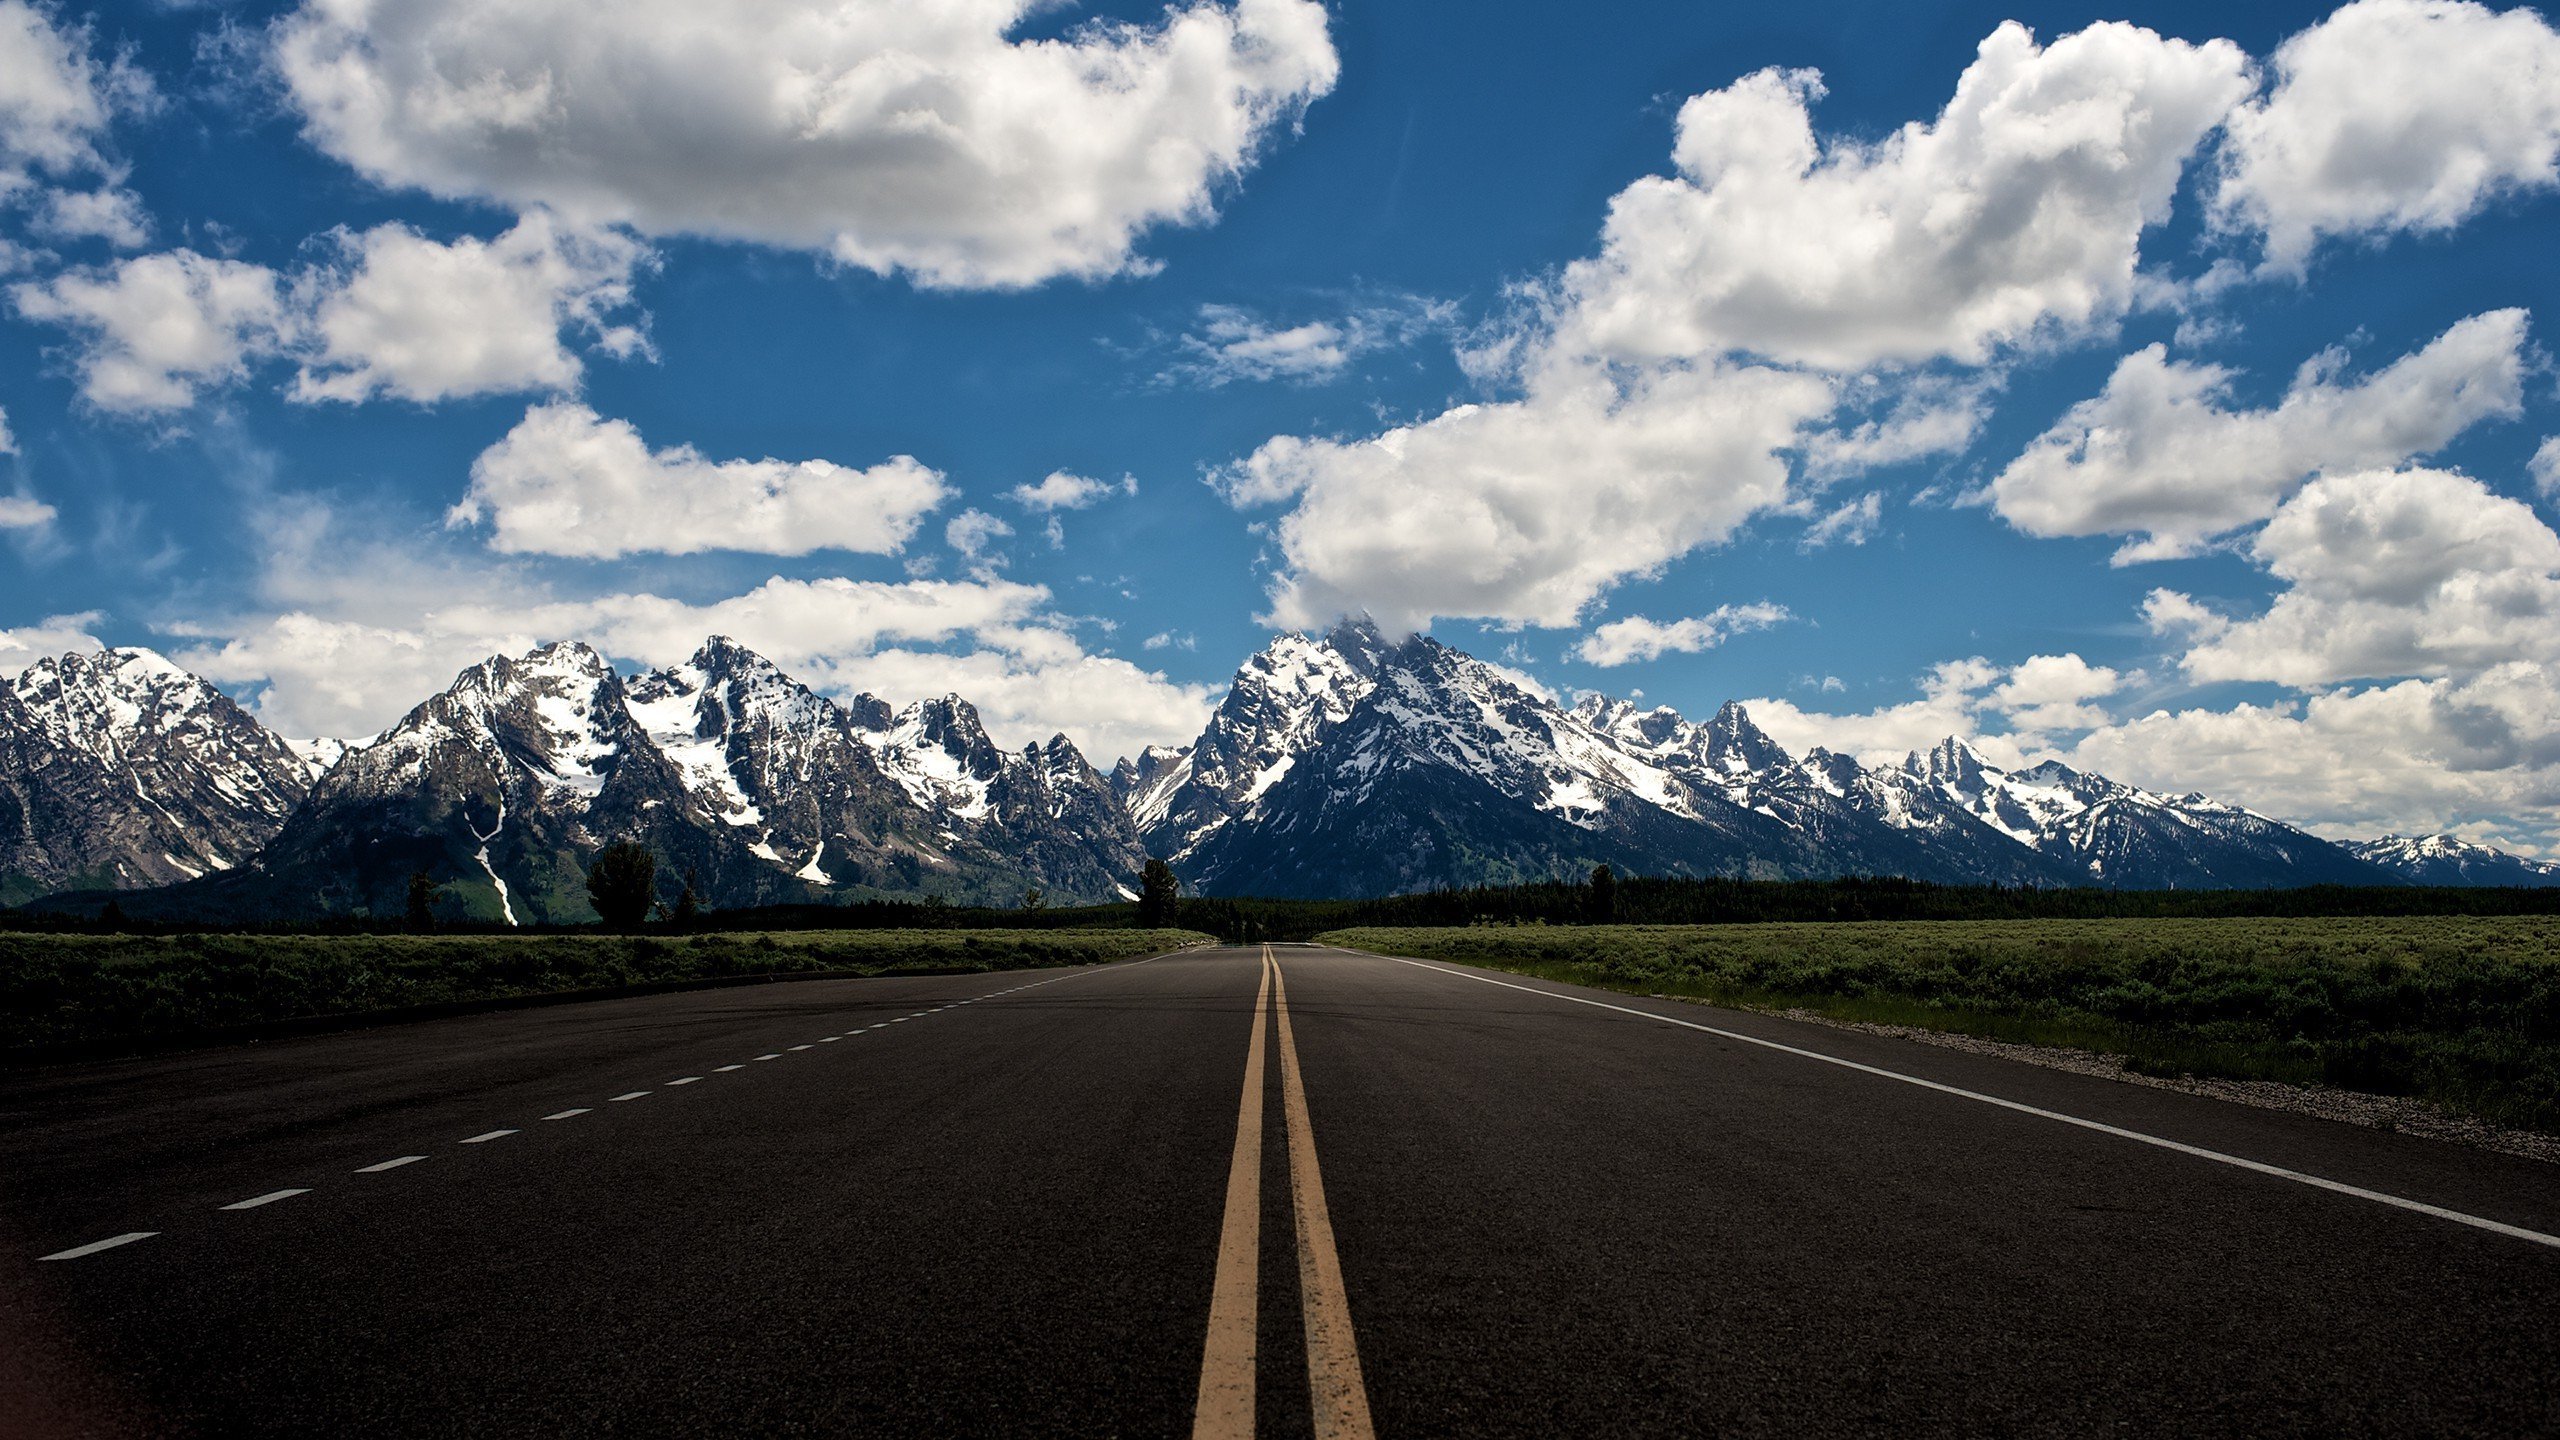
[1138,625,2399,898]
[226,639,1141,922]
[0,649,321,904]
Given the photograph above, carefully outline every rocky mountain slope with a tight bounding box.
[0,649,323,903]
[238,638,1138,922]
[1124,621,2396,897]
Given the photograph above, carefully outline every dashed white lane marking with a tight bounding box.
[26,962,1173,1262]
[1369,952,2560,1253]
[40,1232,155,1261]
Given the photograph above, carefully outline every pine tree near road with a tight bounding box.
[587,842,658,930]
[404,870,440,931]
[1137,857,1180,928]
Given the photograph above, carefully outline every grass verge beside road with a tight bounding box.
[1322,919,2560,1134]
[0,928,1212,1055]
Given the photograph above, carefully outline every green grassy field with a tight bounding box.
[0,928,1212,1054]
[1322,919,2560,1133]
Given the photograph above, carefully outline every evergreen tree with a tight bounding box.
[671,869,702,928]
[405,869,441,931]
[1022,885,1046,911]
[1588,864,1618,924]
[1137,857,1180,928]
[586,842,658,930]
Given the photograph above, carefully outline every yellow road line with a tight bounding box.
[1192,949,1274,1439]
[1270,949,1377,1440]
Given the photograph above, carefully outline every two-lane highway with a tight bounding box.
[6,944,2558,1436]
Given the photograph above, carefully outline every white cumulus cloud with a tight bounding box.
[292,213,652,404]
[1990,308,2531,560]
[2069,670,2560,850]
[1799,492,1884,551]
[15,217,652,414]
[2215,0,2560,272]
[273,0,1338,290]
[30,183,146,247]
[12,249,287,413]
[2532,436,2560,497]
[451,402,947,559]
[0,0,151,212]
[1224,17,2255,634]
[1159,298,1450,387]
[2162,466,2560,688]
[1551,22,2250,371]
[1222,360,1833,630]
[0,610,101,672]
[1573,604,1792,666]
[1009,471,1135,511]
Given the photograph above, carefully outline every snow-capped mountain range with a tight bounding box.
[3,621,2552,919]
[1109,621,2394,897]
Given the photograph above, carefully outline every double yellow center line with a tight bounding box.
[1194,946,1375,1440]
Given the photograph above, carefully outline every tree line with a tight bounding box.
[17,851,2560,937]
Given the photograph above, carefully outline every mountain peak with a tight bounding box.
[1908,735,1992,787]
[688,634,775,672]
[1700,700,1792,774]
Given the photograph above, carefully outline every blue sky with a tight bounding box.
[2,0,2557,850]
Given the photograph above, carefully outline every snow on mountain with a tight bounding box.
[1156,623,1836,895]
[849,692,1143,900]
[1136,620,1389,868]
[849,695,1010,827]
[234,638,1146,921]
[2349,835,2560,887]
[288,737,352,777]
[1110,744,1193,832]
[0,647,317,898]
[1881,743,2381,888]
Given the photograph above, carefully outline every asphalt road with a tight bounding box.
[4,943,2557,1437]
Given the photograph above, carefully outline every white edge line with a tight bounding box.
[356,1155,426,1173]
[1366,952,2560,1252]
[220,1188,311,1211]
[40,1231,156,1261]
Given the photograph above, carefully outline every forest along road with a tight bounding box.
[4,943,2557,1437]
